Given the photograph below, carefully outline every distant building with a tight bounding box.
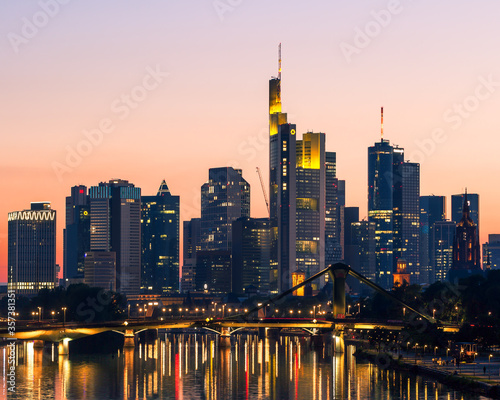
[200,167,250,251]
[231,217,271,294]
[195,250,232,293]
[483,234,500,270]
[88,179,141,296]
[295,132,326,287]
[84,251,116,291]
[368,120,420,288]
[325,152,342,266]
[181,218,201,293]
[393,258,410,287]
[63,185,90,282]
[8,202,57,295]
[141,180,180,294]
[432,221,455,282]
[350,220,376,282]
[451,192,479,241]
[449,193,482,283]
[419,195,446,284]
[341,207,359,260]
[368,138,394,288]
[292,270,305,296]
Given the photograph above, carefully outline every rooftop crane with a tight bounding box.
[256,167,270,216]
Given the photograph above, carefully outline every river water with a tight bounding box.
[1,334,490,399]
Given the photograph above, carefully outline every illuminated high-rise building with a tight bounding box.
[200,167,250,251]
[295,132,326,286]
[63,185,90,282]
[368,137,394,289]
[8,202,57,295]
[419,195,446,284]
[483,234,500,271]
[88,179,141,296]
[368,109,420,288]
[269,44,292,293]
[399,161,420,283]
[141,180,179,294]
[325,152,342,266]
[432,221,455,282]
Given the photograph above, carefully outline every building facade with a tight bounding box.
[368,139,394,288]
[141,180,180,294]
[181,218,201,293]
[200,167,250,251]
[231,217,272,294]
[88,179,141,296]
[63,185,90,282]
[419,195,446,284]
[432,221,455,282]
[8,202,57,295]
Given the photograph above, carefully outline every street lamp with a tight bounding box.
[489,354,493,364]
[38,307,42,322]
[434,346,438,355]
[127,304,131,319]
[62,307,67,327]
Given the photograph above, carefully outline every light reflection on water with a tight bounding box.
[0,334,489,400]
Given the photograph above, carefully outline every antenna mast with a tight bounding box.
[381,107,384,141]
[278,43,281,80]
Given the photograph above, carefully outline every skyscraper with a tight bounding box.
[296,131,326,287]
[8,202,56,295]
[141,180,180,294]
[432,221,455,282]
[63,185,90,282]
[400,161,420,283]
[270,121,296,292]
[350,220,376,283]
[231,217,271,294]
[181,218,201,293]
[368,138,394,289]
[88,179,141,296]
[325,152,342,266]
[368,110,420,288]
[200,167,250,251]
[419,195,446,284]
[483,234,500,271]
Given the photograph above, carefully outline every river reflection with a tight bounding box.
[1,334,489,399]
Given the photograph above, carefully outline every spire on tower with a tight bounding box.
[278,42,282,81]
[381,107,384,141]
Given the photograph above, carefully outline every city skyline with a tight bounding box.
[3,1,500,281]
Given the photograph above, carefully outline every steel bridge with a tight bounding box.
[0,263,459,354]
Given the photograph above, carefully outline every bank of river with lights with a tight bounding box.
[1,333,492,399]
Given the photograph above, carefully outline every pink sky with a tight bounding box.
[1,1,500,281]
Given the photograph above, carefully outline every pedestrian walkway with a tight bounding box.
[399,352,500,385]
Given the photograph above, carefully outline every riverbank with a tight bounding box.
[354,348,500,399]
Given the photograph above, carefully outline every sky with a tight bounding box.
[1,0,500,282]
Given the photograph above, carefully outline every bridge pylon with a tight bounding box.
[124,329,135,348]
[329,263,350,319]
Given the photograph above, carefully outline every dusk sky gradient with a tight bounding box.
[2,1,500,281]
